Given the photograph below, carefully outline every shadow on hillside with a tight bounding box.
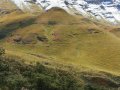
[0,18,35,39]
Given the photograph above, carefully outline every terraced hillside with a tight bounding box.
[0,7,120,90]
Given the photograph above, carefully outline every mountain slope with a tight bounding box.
[0,8,119,76]
[0,4,120,89]
[0,0,17,10]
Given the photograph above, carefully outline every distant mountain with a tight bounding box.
[9,0,120,24]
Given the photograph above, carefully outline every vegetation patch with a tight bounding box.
[0,55,83,90]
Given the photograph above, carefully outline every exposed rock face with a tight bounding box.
[85,0,113,4]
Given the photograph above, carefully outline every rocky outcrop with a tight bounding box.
[85,0,113,4]
[83,75,120,88]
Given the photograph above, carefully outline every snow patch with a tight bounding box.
[11,0,120,24]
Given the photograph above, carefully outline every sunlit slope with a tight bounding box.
[0,0,17,10]
[0,8,120,75]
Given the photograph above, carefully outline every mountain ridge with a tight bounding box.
[8,0,120,24]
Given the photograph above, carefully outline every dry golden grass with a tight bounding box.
[0,0,17,10]
[0,7,120,76]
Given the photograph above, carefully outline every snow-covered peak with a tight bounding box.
[10,0,120,24]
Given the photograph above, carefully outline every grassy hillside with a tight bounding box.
[0,0,17,10]
[1,54,120,90]
[0,7,120,89]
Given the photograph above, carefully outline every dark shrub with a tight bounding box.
[0,48,5,56]
[48,21,57,25]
